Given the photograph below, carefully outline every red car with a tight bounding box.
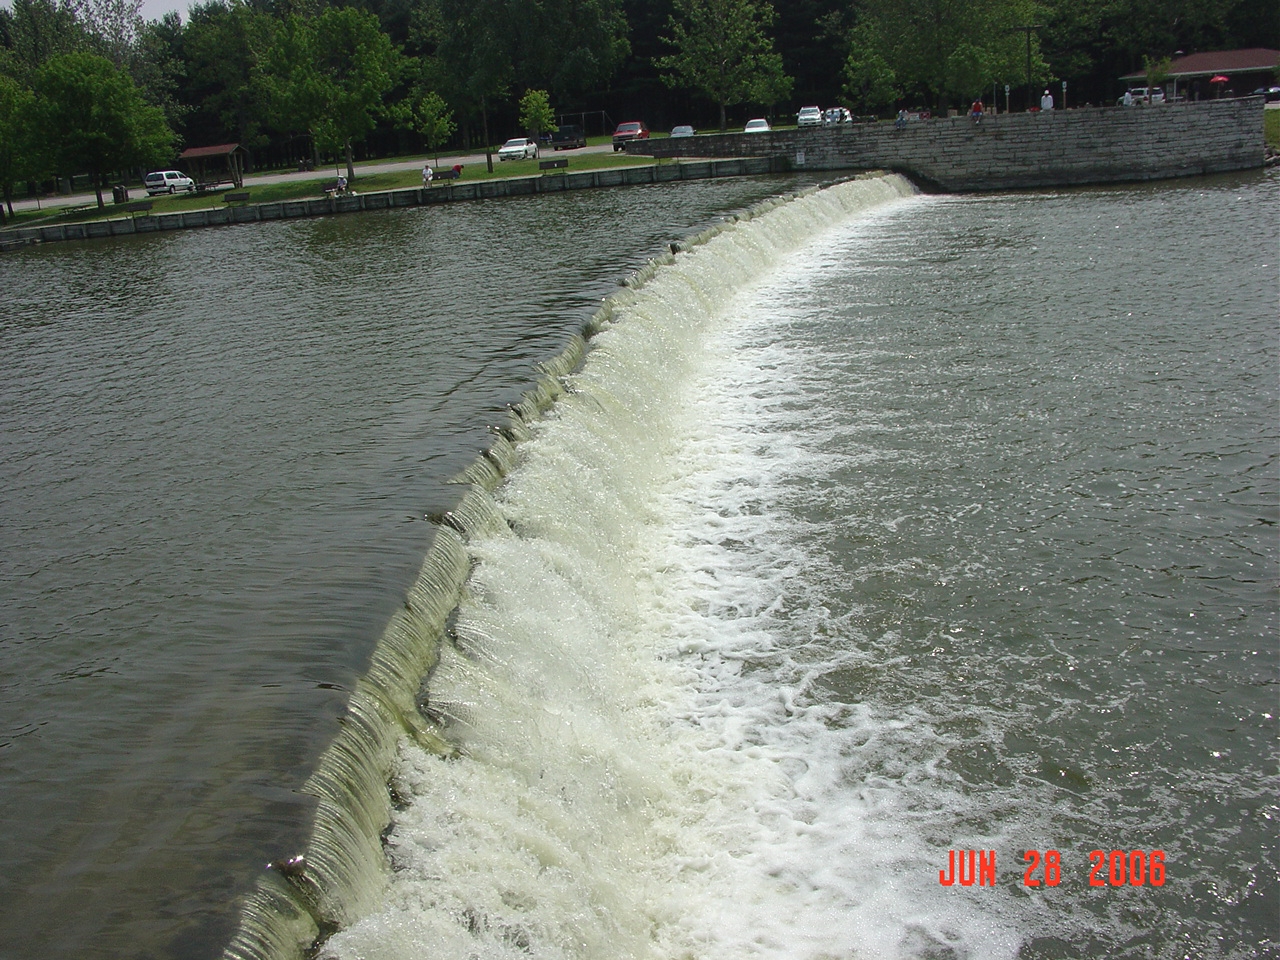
[612,121,650,151]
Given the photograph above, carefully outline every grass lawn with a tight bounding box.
[4,149,664,229]
[1265,107,1279,149]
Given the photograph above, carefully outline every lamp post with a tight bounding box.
[1012,25,1044,110]
[1062,79,1067,109]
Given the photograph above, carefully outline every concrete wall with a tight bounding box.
[0,157,786,250]
[631,97,1266,191]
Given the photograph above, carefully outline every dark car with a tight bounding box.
[550,124,587,150]
[612,121,650,151]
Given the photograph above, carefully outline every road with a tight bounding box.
[8,142,619,215]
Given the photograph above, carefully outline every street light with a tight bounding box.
[1011,25,1044,110]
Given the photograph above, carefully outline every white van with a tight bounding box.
[145,170,196,195]
[1118,87,1166,105]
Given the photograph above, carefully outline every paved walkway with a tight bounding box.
[8,143,616,214]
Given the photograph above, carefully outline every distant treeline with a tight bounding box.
[0,0,1275,212]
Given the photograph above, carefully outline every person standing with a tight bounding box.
[1041,89,1054,111]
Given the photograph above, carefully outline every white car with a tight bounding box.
[498,137,539,161]
[670,125,695,138]
[1118,87,1166,105]
[823,107,852,125]
[797,106,823,126]
[144,170,195,195]
[744,118,771,133]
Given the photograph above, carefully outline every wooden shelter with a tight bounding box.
[178,143,250,190]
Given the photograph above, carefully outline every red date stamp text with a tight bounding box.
[938,849,1166,887]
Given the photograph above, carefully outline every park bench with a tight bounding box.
[126,200,154,215]
[428,168,461,182]
[539,158,568,172]
[322,180,349,197]
[224,191,251,203]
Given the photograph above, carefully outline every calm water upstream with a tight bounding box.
[1,169,1276,960]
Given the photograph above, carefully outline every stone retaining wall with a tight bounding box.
[0,157,785,250]
[631,97,1266,191]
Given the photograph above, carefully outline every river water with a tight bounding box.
[1,169,1276,960]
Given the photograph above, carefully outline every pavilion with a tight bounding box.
[178,143,250,190]
[1121,48,1279,101]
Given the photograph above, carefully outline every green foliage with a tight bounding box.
[259,7,402,178]
[0,0,93,82]
[843,23,900,112]
[1264,107,1279,149]
[181,1,276,150]
[0,74,37,218]
[422,0,627,146]
[657,0,793,130]
[1142,54,1171,91]
[78,0,144,68]
[518,88,555,137]
[32,50,175,207]
[845,0,1048,108]
[402,86,456,156]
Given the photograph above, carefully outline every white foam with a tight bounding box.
[320,176,1033,960]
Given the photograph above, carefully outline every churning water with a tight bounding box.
[1,169,1276,960]
[321,172,1277,960]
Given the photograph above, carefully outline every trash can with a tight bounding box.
[112,184,129,204]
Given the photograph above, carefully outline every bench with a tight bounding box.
[539,158,568,171]
[126,200,154,215]
[428,168,461,182]
[224,191,251,203]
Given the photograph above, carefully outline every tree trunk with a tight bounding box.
[719,101,727,131]
[482,98,494,173]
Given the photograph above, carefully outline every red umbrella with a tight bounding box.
[1210,75,1229,83]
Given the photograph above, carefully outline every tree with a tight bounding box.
[657,0,793,130]
[518,87,555,138]
[505,0,630,99]
[32,51,174,208]
[0,0,93,82]
[400,84,455,161]
[79,0,143,68]
[181,1,277,153]
[843,23,900,113]
[0,75,37,220]
[260,7,402,180]
[842,0,1047,110]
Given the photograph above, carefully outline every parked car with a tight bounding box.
[144,170,195,195]
[743,118,771,133]
[797,105,823,126]
[670,124,696,138]
[1118,87,1165,105]
[1251,86,1280,102]
[497,137,539,161]
[823,107,852,125]
[550,124,586,150]
[612,121,650,151]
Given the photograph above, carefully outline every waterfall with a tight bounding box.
[222,172,918,960]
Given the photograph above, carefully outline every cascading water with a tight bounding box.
[222,173,919,959]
